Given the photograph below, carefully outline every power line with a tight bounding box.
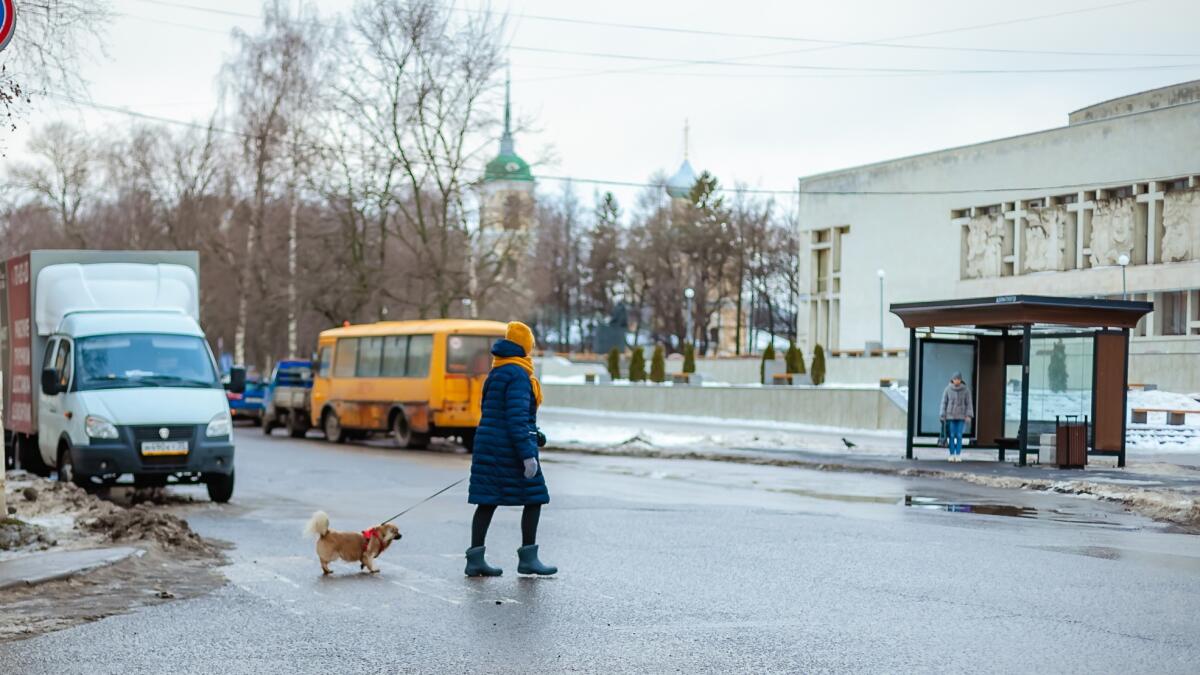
[30,93,1200,197]
[129,0,1184,60]
[521,0,1165,83]
[114,5,1200,81]
[509,45,1200,76]
[461,1,1194,60]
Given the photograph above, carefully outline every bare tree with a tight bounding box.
[222,0,323,366]
[8,121,96,246]
[339,0,506,317]
[1,1,113,134]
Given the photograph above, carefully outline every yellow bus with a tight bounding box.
[310,319,507,448]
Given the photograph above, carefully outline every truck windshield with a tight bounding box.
[75,333,220,391]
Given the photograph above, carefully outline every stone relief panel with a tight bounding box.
[1162,189,1200,262]
[963,212,1004,279]
[1089,197,1136,266]
[1023,206,1068,272]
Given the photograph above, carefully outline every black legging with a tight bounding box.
[472,504,540,548]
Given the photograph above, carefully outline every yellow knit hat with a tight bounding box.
[505,321,535,356]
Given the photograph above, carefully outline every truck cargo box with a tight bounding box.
[1,250,200,434]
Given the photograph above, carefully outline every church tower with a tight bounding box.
[482,74,535,231]
[666,119,697,201]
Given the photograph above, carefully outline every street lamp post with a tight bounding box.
[1117,254,1130,300]
[684,287,695,348]
[876,269,886,352]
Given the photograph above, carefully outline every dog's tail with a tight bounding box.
[304,510,330,538]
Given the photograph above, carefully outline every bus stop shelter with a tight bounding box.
[890,295,1152,468]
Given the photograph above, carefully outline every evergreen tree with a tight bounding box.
[785,341,805,374]
[606,347,621,380]
[760,342,776,384]
[1048,339,1069,393]
[629,347,646,382]
[811,343,826,385]
[683,342,696,374]
[650,345,666,383]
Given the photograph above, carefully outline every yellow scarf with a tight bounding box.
[492,355,544,407]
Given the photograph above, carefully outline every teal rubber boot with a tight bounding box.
[517,545,557,576]
[464,546,503,577]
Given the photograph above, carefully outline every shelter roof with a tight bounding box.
[890,295,1152,330]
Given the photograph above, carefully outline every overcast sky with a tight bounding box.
[8,0,1200,207]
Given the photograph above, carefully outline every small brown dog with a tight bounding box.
[304,511,401,575]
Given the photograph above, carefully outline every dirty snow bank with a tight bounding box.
[947,471,1200,531]
[2,473,220,560]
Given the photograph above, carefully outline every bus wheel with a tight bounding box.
[323,410,345,443]
[392,412,429,450]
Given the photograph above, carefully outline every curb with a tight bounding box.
[0,547,144,590]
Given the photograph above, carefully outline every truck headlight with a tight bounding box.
[206,412,232,438]
[85,415,119,440]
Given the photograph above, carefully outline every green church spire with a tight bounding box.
[485,70,533,183]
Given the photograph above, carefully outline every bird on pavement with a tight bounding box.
[842,438,856,449]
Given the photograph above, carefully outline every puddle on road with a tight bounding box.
[1034,545,1200,572]
[903,495,1036,519]
[900,495,1127,527]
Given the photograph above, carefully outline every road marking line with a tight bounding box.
[389,580,462,605]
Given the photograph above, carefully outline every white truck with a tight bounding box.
[1,251,237,502]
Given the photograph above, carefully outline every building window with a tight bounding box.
[1158,291,1188,336]
[808,225,847,350]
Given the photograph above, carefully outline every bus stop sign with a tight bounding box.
[0,1,14,53]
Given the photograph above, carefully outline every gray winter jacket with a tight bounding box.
[939,382,974,420]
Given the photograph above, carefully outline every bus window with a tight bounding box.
[317,346,332,376]
[447,335,494,376]
[381,335,407,376]
[333,338,359,377]
[357,336,383,377]
[406,335,433,377]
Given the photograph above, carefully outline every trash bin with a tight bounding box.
[1055,415,1088,469]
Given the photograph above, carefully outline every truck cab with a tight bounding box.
[40,313,235,501]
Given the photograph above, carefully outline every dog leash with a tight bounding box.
[380,477,467,525]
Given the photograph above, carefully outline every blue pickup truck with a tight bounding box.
[262,360,314,438]
[226,369,266,426]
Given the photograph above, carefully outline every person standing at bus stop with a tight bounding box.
[464,321,556,577]
[939,372,973,462]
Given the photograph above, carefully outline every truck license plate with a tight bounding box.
[141,440,189,455]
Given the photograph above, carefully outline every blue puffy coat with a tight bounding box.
[468,339,548,506]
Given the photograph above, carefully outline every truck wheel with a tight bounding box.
[323,410,345,443]
[18,435,52,478]
[57,447,90,490]
[288,411,310,439]
[460,429,476,453]
[392,412,429,450]
[262,416,276,435]
[205,470,235,503]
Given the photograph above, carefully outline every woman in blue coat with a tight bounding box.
[465,321,557,577]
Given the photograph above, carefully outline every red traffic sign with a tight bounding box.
[0,0,14,52]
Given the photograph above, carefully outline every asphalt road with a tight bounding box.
[3,426,1200,673]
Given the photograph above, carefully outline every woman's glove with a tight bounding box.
[523,457,539,479]
[536,430,547,448]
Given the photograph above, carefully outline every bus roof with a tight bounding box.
[318,319,508,339]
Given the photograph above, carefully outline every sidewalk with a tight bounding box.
[0,547,142,590]
[542,438,1200,531]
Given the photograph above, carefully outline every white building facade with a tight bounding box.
[797,80,1200,391]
